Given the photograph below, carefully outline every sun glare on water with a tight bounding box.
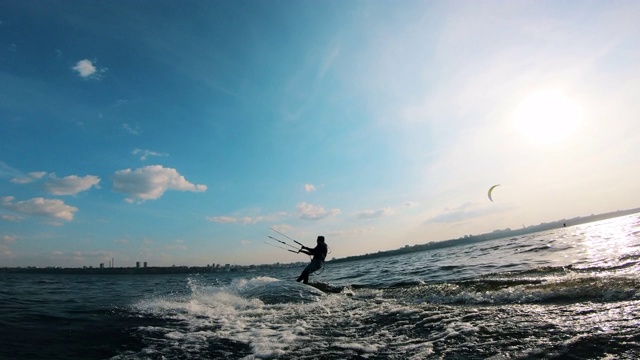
[512,89,584,145]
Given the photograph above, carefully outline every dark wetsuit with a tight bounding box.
[296,242,328,284]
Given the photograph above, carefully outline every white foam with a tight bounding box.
[130,278,332,356]
[396,342,435,359]
[336,341,379,353]
[130,277,465,359]
[164,331,185,340]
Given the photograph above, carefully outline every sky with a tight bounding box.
[1,0,640,268]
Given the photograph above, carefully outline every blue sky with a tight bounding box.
[2,0,639,267]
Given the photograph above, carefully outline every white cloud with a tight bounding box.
[9,172,99,195]
[271,224,293,234]
[424,202,488,224]
[0,161,23,178]
[45,174,100,195]
[404,201,419,208]
[207,216,238,224]
[356,207,394,219]
[1,196,78,221]
[238,216,263,224]
[123,123,140,135]
[132,148,167,161]
[304,183,316,192]
[2,235,16,244]
[112,165,207,203]
[207,212,287,225]
[1,214,24,222]
[0,244,13,258]
[327,227,374,237]
[72,59,107,79]
[296,202,340,221]
[240,239,251,246]
[11,171,47,184]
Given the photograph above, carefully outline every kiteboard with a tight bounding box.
[306,281,347,294]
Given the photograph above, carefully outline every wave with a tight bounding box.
[369,261,640,306]
[376,275,640,306]
[122,268,640,360]
[189,276,327,305]
[131,258,640,317]
[207,256,640,307]
[518,244,553,253]
[128,276,345,359]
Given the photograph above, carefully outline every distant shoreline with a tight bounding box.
[2,207,638,275]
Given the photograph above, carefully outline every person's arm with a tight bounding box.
[300,245,319,256]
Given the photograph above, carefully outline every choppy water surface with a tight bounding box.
[1,214,639,359]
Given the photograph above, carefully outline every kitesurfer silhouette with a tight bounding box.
[296,236,328,284]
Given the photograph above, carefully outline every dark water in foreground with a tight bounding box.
[1,214,640,359]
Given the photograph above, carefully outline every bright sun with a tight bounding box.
[512,89,583,145]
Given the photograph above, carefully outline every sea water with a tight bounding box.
[1,214,639,359]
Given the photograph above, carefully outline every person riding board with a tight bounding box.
[296,235,328,284]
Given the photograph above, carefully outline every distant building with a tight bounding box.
[100,263,104,269]
[136,262,140,268]
[143,262,147,268]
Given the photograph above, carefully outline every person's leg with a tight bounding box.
[297,260,321,283]
[296,269,308,282]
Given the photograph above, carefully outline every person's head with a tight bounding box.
[317,235,325,244]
